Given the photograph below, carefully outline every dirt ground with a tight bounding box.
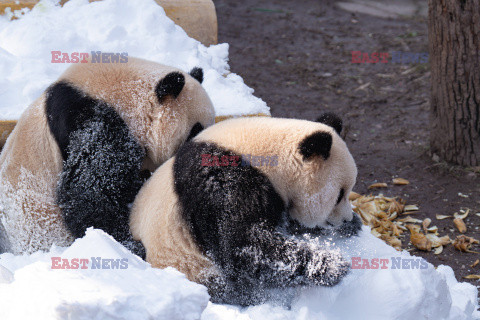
[214,0,480,284]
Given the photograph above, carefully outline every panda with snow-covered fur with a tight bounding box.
[0,57,214,254]
[130,114,362,305]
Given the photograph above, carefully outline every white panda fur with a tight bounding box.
[0,57,214,254]
[130,115,361,305]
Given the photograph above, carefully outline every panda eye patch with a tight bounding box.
[336,188,345,205]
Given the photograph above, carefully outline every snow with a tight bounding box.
[0,0,478,319]
[0,227,478,320]
[0,0,269,120]
[0,228,209,320]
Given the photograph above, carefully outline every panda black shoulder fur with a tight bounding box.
[0,57,214,254]
[130,114,362,305]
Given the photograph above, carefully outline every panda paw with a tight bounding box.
[306,250,349,287]
[334,213,363,238]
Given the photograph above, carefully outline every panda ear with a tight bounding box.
[156,72,185,102]
[299,131,332,160]
[316,112,342,134]
[189,67,204,83]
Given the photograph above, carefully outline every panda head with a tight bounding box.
[291,113,357,229]
[57,57,215,170]
[192,113,357,230]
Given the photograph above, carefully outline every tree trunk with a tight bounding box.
[428,0,480,166]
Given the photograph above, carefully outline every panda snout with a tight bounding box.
[343,212,356,223]
[326,218,343,228]
[327,211,354,227]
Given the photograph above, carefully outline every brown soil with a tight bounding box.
[214,0,480,283]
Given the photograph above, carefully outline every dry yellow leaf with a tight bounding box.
[464,275,480,280]
[358,211,373,226]
[422,218,431,231]
[471,259,479,268]
[371,229,382,238]
[357,201,378,215]
[406,224,421,233]
[350,192,426,252]
[410,231,432,251]
[392,223,402,237]
[453,218,467,233]
[381,235,402,251]
[434,246,443,255]
[402,211,419,215]
[357,195,375,203]
[387,200,404,215]
[388,212,398,220]
[436,214,452,220]
[373,211,388,220]
[398,217,423,224]
[349,191,362,201]
[426,234,451,248]
[426,226,439,234]
[392,178,410,185]
[454,210,469,220]
[404,205,419,212]
[368,183,388,189]
[378,195,396,201]
[453,235,479,253]
[376,198,389,212]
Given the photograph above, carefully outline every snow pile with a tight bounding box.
[0,0,268,119]
[204,226,479,320]
[0,227,478,320]
[0,228,209,320]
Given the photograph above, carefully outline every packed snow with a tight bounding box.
[0,0,269,119]
[0,228,478,320]
[0,229,209,320]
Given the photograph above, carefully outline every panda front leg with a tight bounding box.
[208,220,349,306]
[223,222,350,289]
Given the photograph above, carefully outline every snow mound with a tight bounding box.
[0,227,478,320]
[203,227,479,320]
[0,228,209,320]
[0,0,268,119]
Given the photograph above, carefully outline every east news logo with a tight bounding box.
[351,51,429,64]
[51,51,128,63]
[351,257,429,269]
[51,257,128,269]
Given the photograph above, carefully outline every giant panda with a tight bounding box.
[130,114,362,305]
[0,57,214,254]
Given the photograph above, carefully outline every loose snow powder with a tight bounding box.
[0,228,478,320]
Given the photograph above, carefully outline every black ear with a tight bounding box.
[299,131,333,160]
[156,72,185,102]
[189,67,204,83]
[316,112,343,135]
